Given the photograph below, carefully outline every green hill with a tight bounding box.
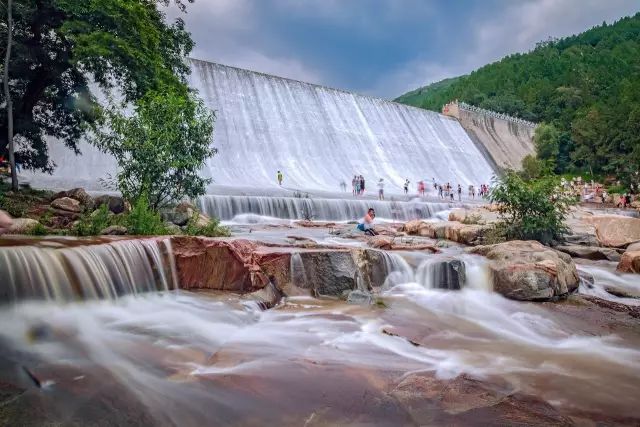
[395,13,640,184]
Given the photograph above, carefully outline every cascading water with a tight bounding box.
[198,194,461,222]
[0,238,178,303]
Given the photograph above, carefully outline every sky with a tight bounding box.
[169,0,639,99]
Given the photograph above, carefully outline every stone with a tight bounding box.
[587,215,640,248]
[100,225,128,235]
[53,188,93,209]
[368,235,394,249]
[295,250,359,297]
[346,289,374,305]
[391,373,572,426]
[626,241,640,252]
[402,220,488,245]
[50,197,82,213]
[425,259,466,290]
[555,244,621,262]
[617,251,640,274]
[0,210,13,234]
[467,240,580,301]
[93,195,126,214]
[604,284,640,299]
[7,218,40,234]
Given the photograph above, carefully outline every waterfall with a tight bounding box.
[29,59,496,193]
[198,194,461,221]
[380,252,492,291]
[0,239,178,303]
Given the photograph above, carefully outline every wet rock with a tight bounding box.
[587,215,640,248]
[578,270,595,289]
[346,289,374,305]
[93,195,125,214]
[368,235,394,249]
[627,241,640,252]
[53,188,93,209]
[604,284,640,299]
[403,220,489,245]
[617,250,640,274]
[555,244,621,262]
[426,259,466,290]
[50,197,82,213]
[100,225,128,236]
[467,240,580,301]
[296,250,359,297]
[295,220,337,228]
[391,373,572,426]
[8,218,40,234]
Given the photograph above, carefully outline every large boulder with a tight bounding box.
[467,240,580,301]
[171,237,271,292]
[53,188,93,210]
[50,197,82,213]
[7,218,40,234]
[587,215,640,248]
[555,244,621,262]
[93,195,126,214]
[418,259,466,290]
[295,250,360,297]
[617,251,640,274]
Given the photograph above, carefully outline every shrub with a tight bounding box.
[125,195,168,236]
[489,172,574,244]
[25,222,50,236]
[183,213,230,237]
[74,204,112,236]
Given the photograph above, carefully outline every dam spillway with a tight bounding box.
[36,59,495,195]
[188,59,495,192]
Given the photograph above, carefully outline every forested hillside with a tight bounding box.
[395,13,640,187]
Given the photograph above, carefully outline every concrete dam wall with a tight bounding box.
[35,60,495,193]
[443,102,536,171]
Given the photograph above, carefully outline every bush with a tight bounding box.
[74,204,112,236]
[489,172,574,244]
[183,213,230,237]
[25,222,50,236]
[125,195,168,236]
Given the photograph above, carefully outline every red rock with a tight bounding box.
[617,250,640,274]
[171,237,290,292]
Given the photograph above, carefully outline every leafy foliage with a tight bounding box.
[0,0,195,171]
[97,90,215,209]
[489,172,574,244]
[124,194,168,236]
[396,14,640,189]
[74,204,112,236]
[183,213,230,237]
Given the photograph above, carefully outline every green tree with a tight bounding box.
[489,172,573,244]
[533,122,560,171]
[97,89,215,209]
[0,0,195,177]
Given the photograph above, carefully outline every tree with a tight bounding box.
[533,123,560,165]
[2,0,17,190]
[489,172,574,244]
[0,0,195,177]
[97,89,215,209]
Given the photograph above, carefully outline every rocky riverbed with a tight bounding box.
[1,202,639,426]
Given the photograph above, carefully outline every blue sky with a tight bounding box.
[171,0,639,98]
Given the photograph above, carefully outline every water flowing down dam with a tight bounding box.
[32,60,496,196]
[188,59,495,191]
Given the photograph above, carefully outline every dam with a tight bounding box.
[36,59,495,194]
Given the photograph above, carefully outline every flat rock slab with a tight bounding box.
[587,215,640,248]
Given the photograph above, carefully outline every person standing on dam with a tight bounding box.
[457,184,462,201]
[404,179,410,195]
[360,176,366,195]
[277,170,283,186]
[378,179,385,200]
